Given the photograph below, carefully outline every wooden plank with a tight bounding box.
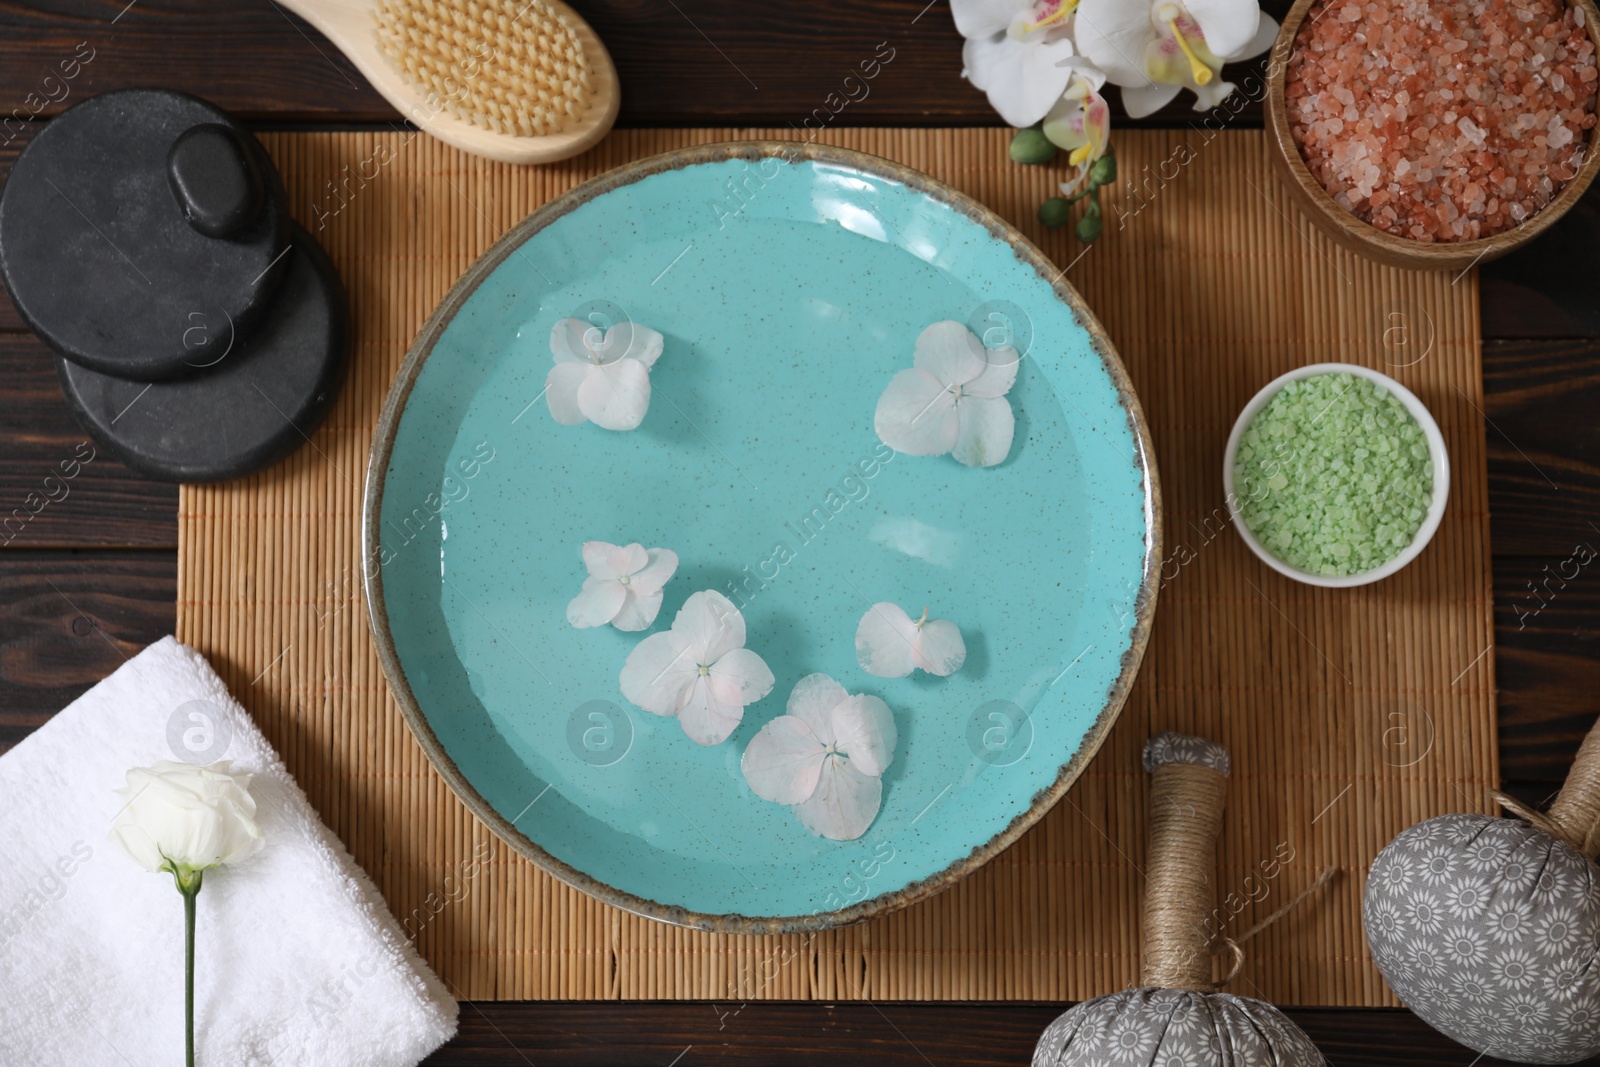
[421,1002,1599,1065]
[1482,339,1600,556]
[1481,188,1600,340]
[1,132,29,333]
[1495,554,1600,797]
[0,335,178,548]
[0,0,1282,127]
[0,550,176,754]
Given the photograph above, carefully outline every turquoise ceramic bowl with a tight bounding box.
[365,142,1161,933]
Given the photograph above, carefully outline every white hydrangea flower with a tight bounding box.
[546,318,664,431]
[742,673,898,841]
[566,541,679,631]
[855,602,966,678]
[619,591,774,746]
[874,320,1018,468]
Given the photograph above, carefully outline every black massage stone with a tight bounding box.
[0,89,290,381]
[56,226,348,483]
[167,123,267,239]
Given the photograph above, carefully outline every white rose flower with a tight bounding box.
[111,758,264,1067]
[110,760,264,878]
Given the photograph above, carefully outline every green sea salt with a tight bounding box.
[1234,372,1433,577]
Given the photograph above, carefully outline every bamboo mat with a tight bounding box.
[176,127,1494,1005]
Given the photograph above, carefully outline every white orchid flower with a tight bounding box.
[955,0,1081,127]
[566,541,679,631]
[875,320,1019,468]
[742,673,898,841]
[1043,64,1113,195]
[856,602,968,678]
[619,590,775,746]
[546,318,664,431]
[1076,0,1279,117]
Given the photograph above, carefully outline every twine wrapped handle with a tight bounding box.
[1494,714,1600,859]
[1141,732,1232,990]
[1141,733,1337,991]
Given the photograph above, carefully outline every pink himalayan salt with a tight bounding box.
[1287,0,1598,241]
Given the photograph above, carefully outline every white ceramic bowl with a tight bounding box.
[1223,362,1450,588]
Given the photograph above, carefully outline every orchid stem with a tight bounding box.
[175,868,203,1067]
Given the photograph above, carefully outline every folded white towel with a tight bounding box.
[0,636,458,1065]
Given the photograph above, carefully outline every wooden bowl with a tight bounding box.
[1265,0,1600,271]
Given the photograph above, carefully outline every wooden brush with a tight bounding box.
[279,0,619,164]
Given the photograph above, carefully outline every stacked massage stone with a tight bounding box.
[0,89,346,482]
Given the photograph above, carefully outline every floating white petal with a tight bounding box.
[610,588,665,632]
[576,357,652,431]
[741,673,898,841]
[567,542,678,631]
[550,318,596,364]
[677,588,747,664]
[855,603,920,678]
[619,631,696,714]
[785,671,851,743]
[832,694,897,777]
[915,320,989,385]
[856,603,967,678]
[678,675,749,746]
[963,346,1020,399]
[597,321,665,369]
[629,548,679,595]
[795,758,884,842]
[709,647,777,708]
[545,319,664,431]
[619,591,773,745]
[584,541,646,579]
[951,394,1015,469]
[566,578,627,629]
[742,716,827,805]
[874,369,960,456]
[545,362,590,425]
[912,619,967,676]
[874,321,1019,468]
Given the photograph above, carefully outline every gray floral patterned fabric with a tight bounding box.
[1032,987,1324,1066]
[1365,813,1600,1064]
[1143,732,1232,777]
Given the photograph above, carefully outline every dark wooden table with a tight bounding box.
[1,2,1596,1063]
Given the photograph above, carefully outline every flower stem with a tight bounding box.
[174,868,204,1067]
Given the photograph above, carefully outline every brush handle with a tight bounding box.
[277,0,619,164]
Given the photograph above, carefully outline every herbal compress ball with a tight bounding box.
[1032,733,1326,1067]
[1033,986,1325,1064]
[1365,719,1600,1064]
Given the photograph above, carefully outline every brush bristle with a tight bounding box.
[375,0,595,139]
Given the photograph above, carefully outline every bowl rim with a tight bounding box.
[1264,0,1600,270]
[361,139,1165,935]
[1222,362,1451,588]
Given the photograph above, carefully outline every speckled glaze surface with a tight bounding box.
[364,141,1161,933]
